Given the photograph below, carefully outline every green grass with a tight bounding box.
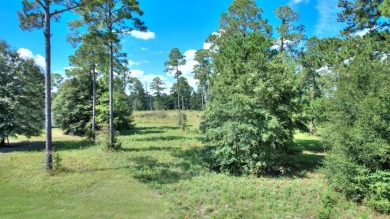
[0,110,386,218]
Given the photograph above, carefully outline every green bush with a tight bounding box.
[323,55,390,213]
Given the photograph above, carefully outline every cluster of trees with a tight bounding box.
[128,75,203,112]
[196,0,389,212]
[1,0,388,213]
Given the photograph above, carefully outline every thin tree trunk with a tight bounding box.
[177,71,181,125]
[44,0,53,171]
[182,96,184,110]
[1,137,4,147]
[92,63,96,142]
[109,42,114,146]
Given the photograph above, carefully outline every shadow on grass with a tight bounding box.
[0,140,94,153]
[120,127,164,135]
[295,138,325,153]
[284,137,325,177]
[128,147,205,185]
[133,135,187,142]
[122,146,180,152]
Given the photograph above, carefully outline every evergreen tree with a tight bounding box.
[164,48,186,124]
[72,0,146,146]
[150,76,165,110]
[18,0,83,170]
[193,49,212,109]
[53,71,92,136]
[129,77,147,111]
[274,5,305,54]
[201,0,299,175]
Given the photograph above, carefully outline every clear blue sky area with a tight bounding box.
[0,0,343,91]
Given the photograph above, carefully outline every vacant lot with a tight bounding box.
[0,111,383,218]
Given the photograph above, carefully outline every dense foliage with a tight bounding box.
[200,0,302,175]
[0,40,44,146]
[53,73,92,136]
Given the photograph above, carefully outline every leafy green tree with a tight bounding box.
[18,0,83,170]
[96,77,134,131]
[274,5,305,54]
[164,48,186,124]
[53,71,92,136]
[73,0,146,146]
[323,52,390,213]
[321,2,390,212]
[201,0,300,175]
[150,77,165,110]
[0,40,44,146]
[379,0,390,16]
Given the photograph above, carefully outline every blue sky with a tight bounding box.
[0,0,343,92]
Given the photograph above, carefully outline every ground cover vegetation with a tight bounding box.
[0,0,389,216]
[0,111,386,218]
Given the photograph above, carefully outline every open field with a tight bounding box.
[0,111,385,218]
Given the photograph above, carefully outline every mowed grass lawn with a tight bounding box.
[0,111,384,218]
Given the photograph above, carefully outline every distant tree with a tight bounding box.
[164,48,186,124]
[190,90,203,110]
[0,40,44,146]
[18,0,83,170]
[150,77,165,110]
[193,49,212,108]
[73,0,146,147]
[170,77,192,110]
[274,5,305,54]
[129,77,147,111]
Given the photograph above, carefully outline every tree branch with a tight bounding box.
[35,0,45,8]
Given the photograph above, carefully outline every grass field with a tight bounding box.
[0,111,385,218]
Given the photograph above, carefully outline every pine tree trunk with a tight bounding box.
[92,63,96,142]
[177,71,181,125]
[44,0,53,171]
[109,42,114,146]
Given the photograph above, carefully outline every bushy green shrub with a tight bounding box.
[323,55,390,213]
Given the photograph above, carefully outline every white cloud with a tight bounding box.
[130,69,145,78]
[140,47,148,51]
[203,42,212,50]
[129,30,156,40]
[315,0,343,37]
[17,48,46,70]
[289,0,309,6]
[128,60,148,67]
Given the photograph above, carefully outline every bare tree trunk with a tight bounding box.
[44,0,53,171]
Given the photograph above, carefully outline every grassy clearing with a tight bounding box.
[0,110,386,218]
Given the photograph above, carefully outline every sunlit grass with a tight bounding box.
[0,110,385,218]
